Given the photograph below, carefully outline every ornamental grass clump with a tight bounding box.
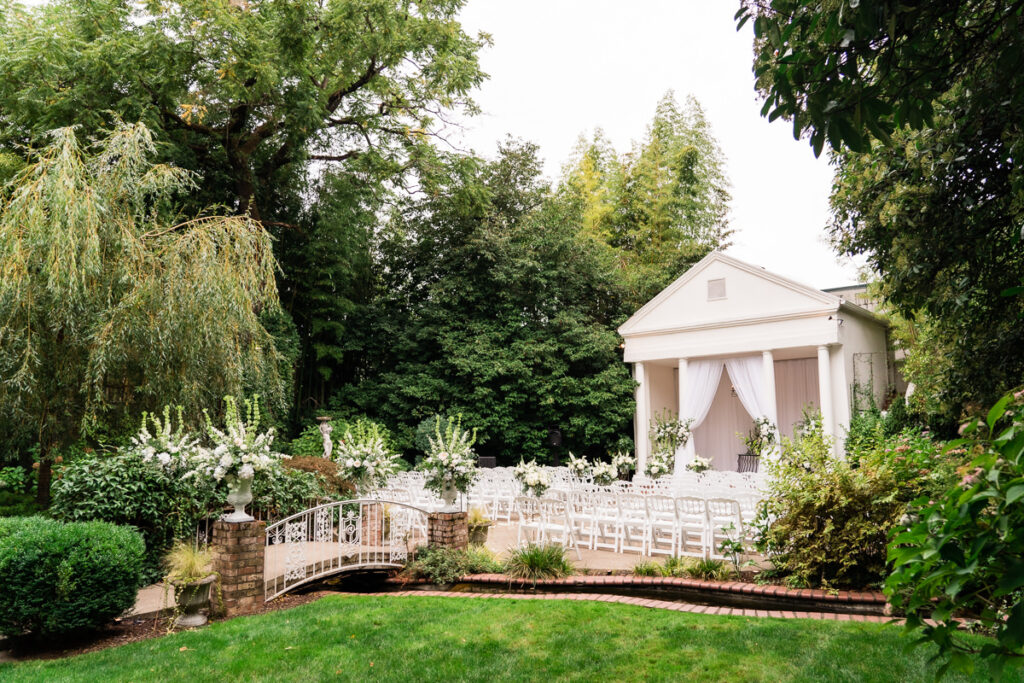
[513,459,549,497]
[334,420,401,493]
[504,543,573,581]
[417,416,478,497]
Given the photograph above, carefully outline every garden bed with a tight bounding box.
[385,573,888,616]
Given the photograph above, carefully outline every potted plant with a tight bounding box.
[334,420,401,495]
[737,417,776,471]
[611,451,636,480]
[685,454,712,473]
[165,542,217,628]
[591,460,618,486]
[467,506,494,545]
[645,449,674,479]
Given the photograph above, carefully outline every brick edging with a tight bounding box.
[387,573,886,605]
[340,590,894,623]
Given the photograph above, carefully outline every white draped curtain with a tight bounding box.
[676,355,780,470]
[676,360,723,469]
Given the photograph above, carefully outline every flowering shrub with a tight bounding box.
[650,410,693,454]
[741,417,776,456]
[418,416,478,496]
[645,449,673,479]
[685,455,711,473]
[514,459,549,497]
[125,405,199,473]
[754,411,967,589]
[192,396,282,482]
[567,452,591,479]
[334,420,400,492]
[591,461,618,486]
[611,451,636,475]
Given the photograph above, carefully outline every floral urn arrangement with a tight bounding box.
[741,416,777,457]
[567,452,591,480]
[611,451,636,479]
[192,396,283,523]
[334,421,401,495]
[514,459,550,497]
[417,415,478,510]
[644,449,674,479]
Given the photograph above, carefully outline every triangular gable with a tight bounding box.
[618,251,840,336]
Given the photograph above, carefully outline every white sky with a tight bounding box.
[454,1,863,289]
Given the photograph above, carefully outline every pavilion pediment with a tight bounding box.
[618,251,839,336]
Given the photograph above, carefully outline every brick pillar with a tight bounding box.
[427,511,468,550]
[212,519,266,616]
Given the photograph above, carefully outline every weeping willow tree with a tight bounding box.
[0,123,284,504]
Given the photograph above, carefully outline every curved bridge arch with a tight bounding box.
[264,499,430,601]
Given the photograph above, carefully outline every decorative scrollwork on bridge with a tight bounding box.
[264,499,430,601]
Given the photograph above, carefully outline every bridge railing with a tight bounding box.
[264,499,430,601]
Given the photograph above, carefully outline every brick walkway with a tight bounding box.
[339,590,894,622]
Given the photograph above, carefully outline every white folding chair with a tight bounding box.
[646,495,677,557]
[706,498,743,560]
[618,493,649,555]
[675,496,707,558]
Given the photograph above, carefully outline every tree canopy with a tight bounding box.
[335,141,637,463]
[557,93,731,308]
[0,123,283,498]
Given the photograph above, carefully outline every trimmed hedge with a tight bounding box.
[0,517,145,635]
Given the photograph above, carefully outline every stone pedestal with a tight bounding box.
[427,511,468,550]
[212,519,266,616]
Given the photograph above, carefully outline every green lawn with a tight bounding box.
[0,595,1012,682]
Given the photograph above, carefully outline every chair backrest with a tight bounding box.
[674,496,706,518]
[646,494,675,517]
[515,496,541,518]
[618,493,647,515]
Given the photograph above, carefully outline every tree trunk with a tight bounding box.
[35,456,52,507]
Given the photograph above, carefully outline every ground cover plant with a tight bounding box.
[1,595,1016,682]
[402,546,503,585]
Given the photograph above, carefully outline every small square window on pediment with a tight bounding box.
[707,278,726,300]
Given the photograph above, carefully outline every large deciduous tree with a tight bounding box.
[0,0,488,219]
[558,93,732,308]
[0,123,283,503]
[738,1,1024,420]
[336,141,636,463]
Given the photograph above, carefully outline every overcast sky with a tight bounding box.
[454,1,863,289]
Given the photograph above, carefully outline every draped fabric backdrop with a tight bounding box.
[676,355,779,471]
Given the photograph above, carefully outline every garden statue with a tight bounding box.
[318,417,333,459]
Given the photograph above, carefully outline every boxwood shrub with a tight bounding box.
[0,517,145,636]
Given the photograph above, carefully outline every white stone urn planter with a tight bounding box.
[441,479,459,511]
[172,574,217,628]
[224,474,255,522]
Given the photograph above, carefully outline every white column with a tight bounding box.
[817,345,835,438]
[634,362,650,476]
[676,358,688,470]
[761,350,777,423]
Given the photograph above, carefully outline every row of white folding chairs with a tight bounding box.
[563,492,747,560]
[513,496,582,559]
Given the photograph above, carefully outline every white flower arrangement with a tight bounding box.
[650,410,693,456]
[591,461,618,487]
[127,405,199,474]
[514,459,550,497]
[191,396,284,482]
[611,451,636,474]
[685,454,712,473]
[417,415,478,496]
[567,452,591,479]
[334,421,401,493]
[645,449,674,479]
[741,417,777,456]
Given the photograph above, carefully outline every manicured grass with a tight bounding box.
[1,595,1013,682]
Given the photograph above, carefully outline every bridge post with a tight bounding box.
[427,511,468,550]
[212,519,266,616]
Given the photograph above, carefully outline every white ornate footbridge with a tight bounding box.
[264,499,430,601]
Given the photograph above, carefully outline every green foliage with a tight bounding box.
[164,541,213,585]
[50,452,218,582]
[337,141,636,464]
[414,414,448,456]
[886,392,1024,678]
[755,412,966,589]
[251,463,331,519]
[0,516,144,636]
[0,490,41,518]
[403,546,501,585]
[503,543,573,582]
[557,93,732,307]
[288,416,399,459]
[0,123,285,504]
[0,466,28,493]
[632,556,734,581]
[632,559,662,577]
